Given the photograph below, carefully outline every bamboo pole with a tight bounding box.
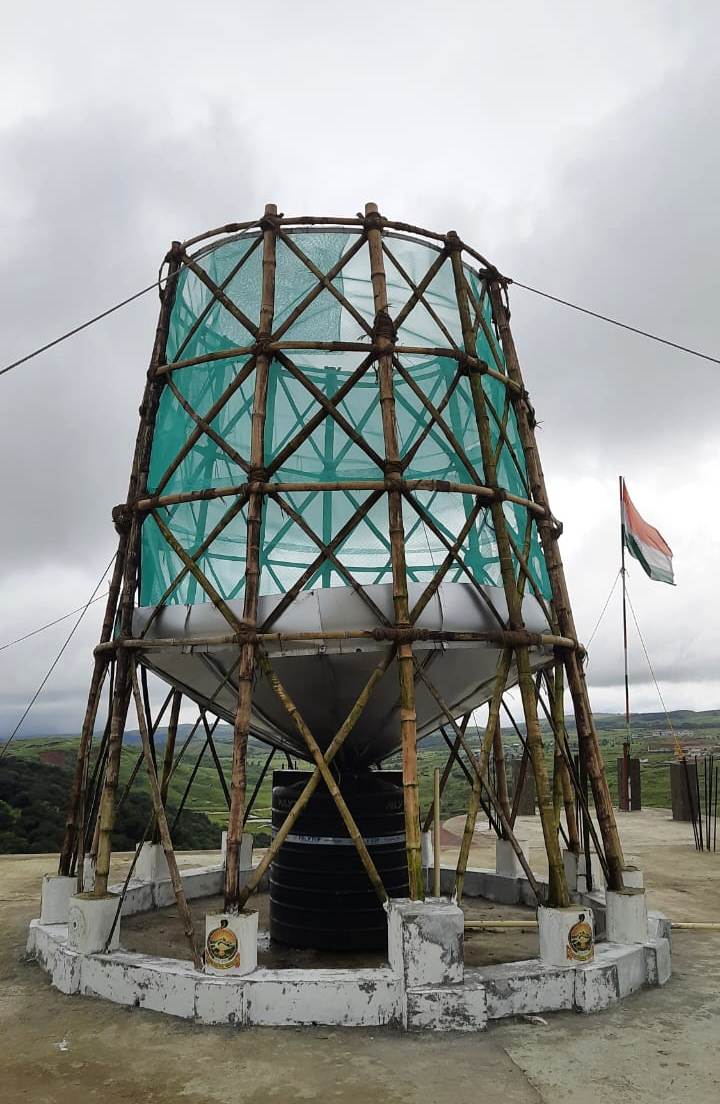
[155,339,520,394]
[417,661,542,901]
[465,920,538,931]
[237,649,394,909]
[130,665,202,969]
[58,550,125,875]
[547,665,580,852]
[448,235,570,908]
[225,205,278,912]
[454,649,512,899]
[533,687,611,882]
[93,243,182,898]
[493,718,512,827]
[433,767,441,897]
[134,477,543,515]
[99,626,578,653]
[422,714,471,832]
[437,727,502,834]
[259,651,388,903]
[152,690,181,847]
[171,716,221,832]
[486,279,625,890]
[365,201,423,900]
[243,747,275,828]
[118,687,174,813]
[75,662,117,885]
[201,712,231,808]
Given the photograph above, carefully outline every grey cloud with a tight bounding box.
[1,10,719,739]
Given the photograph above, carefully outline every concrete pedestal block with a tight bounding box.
[644,937,672,985]
[421,831,434,870]
[221,831,253,867]
[82,856,96,892]
[606,888,648,944]
[574,957,619,1012]
[405,979,487,1032]
[204,910,258,975]
[621,865,644,889]
[563,849,580,892]
[40,875,77,924]
[135,842,170,883]
[67,893,121,954]
[576,852,605,894]
[538,905,595,967]
[496,838,529,879]
[387,898,463,988]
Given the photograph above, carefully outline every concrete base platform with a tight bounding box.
[25,859,672,1031]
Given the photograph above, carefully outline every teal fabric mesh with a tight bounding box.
[140,230,551,606]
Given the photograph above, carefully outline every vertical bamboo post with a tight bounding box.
[455,649,511,898]
[448,234,569,908]
[486,279,625,890]
[130,665,202,969]
[93,243,183,898]
[493,718,511,829]
[152,690,182,845]
[364,202,423,899]
[422,714,471,833]
[548,663,580,851]
[225,204,278,911]
[433,767,441,897]
[58,552,125,875]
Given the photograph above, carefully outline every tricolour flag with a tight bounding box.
[621,481,674,585]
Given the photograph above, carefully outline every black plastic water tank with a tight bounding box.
[270,770,409,951]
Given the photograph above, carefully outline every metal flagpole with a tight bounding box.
[619,475,631,812]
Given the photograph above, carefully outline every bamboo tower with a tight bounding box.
[58,204,625,963]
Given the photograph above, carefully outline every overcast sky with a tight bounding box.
[1,1,718,738]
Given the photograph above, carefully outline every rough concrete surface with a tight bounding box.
[3,809,720,1103]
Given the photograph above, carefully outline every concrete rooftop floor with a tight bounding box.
[3,808,720,1103]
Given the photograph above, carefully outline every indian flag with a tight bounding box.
[621,480,674,585]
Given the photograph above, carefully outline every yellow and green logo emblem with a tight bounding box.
[206,918,240,969]
[566,915,594,962]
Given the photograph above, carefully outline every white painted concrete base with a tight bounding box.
[421,830,433,869]
[577,852,605,894]
[40,875,76,924]
[563,849,580,892]
[135,842,170,883]
[496,838,529,878]
[204,911,258,975]
[622,865,645,889]
[606,888,649,943]
[26,863,672,1031]
[82,855,96,893]
[67,893,121,954]
[221,831,252,868]
[538,905,594,967]
[387,898,463,988]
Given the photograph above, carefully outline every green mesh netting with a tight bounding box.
[139,229,551,606]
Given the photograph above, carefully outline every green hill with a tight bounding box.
[3,707,720,854]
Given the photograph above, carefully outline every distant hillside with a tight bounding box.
[0,754,220,855]
[3,707,719,842]
[6,709,720,754]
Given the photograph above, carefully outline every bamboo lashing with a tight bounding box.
[59,205,631,956]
